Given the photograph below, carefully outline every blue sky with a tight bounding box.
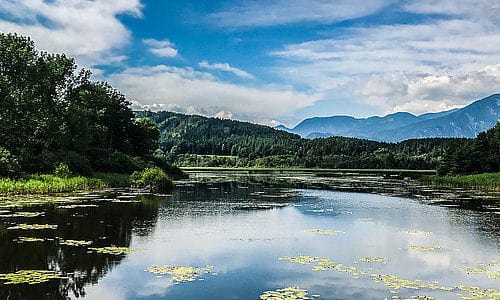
[0,0,499,126]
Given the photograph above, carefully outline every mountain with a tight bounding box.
[277,94,500,142]
[136,110,456,170]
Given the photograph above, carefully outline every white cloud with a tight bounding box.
[107,65,318,125]
[199,60,254,79]
[271,1,500,116]
[0,0,142,67]
[143,38,178,58]
[209,0,393,27]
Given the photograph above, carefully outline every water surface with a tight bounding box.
[0,172,498,299]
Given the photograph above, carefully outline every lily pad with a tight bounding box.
[60,239,93,247]
[0,270,61,285]
[15,237,47,243]
[7,224,58,230]
[88,246,138,255]
[304,229,342,235]
[260,286,310,300]
[359,257,388,264]
[146,265,213,282]
[409,246,440,251]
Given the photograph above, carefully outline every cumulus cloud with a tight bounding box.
[271,1,500,115]
[199,60,254,79]
[0,0,142,67]
[209,0,393,27]
[143,38,178,58]
[107,65,318,125]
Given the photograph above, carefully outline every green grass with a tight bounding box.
[421,172,500,190]
[0,173,131,195]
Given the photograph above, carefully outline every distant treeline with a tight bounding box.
[0,33,180,178]
[438,122,499,175]
[137,111,486,171]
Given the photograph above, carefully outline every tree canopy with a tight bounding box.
[0,33,161,176]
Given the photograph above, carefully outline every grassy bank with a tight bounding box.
[0,173,131,195]
[421,173,500,190]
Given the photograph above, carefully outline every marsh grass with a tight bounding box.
[0,173,131,195]
[421,172,500,190]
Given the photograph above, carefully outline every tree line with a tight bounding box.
[0,33,172,177]
[438,122,499,175]
[137,111,468,171]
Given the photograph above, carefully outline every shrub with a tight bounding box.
[54,163,72,178]
[0,147,19,177]
[92,150,146,173]
[131,167,174,193]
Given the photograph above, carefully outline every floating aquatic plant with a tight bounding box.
[146,265,213,282]
[409,246,440,251]
[462,260,500,281]
[7,223,58,230]
[457,285,500,299]
[259,286,311,300]
[16,237,46,243]
[0,270,61,285]
[89,246,138,255]
[405,230,433,236]
[60,239,93,247]
[279,255,319,265]
[279,256,367,278]
[370,274,453,292]
[0,212,44,218]
[57,204,98,209]
[304,229,341,235]
[359,257,388,264]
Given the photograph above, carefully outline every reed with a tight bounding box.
[421,173,500,190]
[0,173,130,195]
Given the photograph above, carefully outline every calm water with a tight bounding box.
[0,172,499,299]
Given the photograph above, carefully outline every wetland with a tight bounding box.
[0,170,499,299]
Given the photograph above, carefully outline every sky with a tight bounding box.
[0,0,499,127]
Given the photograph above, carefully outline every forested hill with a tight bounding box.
[136,111,459,170]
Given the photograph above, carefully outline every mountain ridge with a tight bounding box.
[277,94,499,142]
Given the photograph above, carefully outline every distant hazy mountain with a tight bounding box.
[277,94,499,142]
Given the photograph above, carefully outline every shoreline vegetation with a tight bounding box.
[0,169,498,195]
[421,173,500,191]
[0,166,182,195]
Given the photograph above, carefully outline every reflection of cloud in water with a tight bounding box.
[83,187,500,299]
[135,277,174,297]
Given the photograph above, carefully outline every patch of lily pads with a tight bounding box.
[304,229,342,235]
[0,270,62,285]
[277,254,500,299]
[7,223,58,230]
[60,239,93,247]
[358,257,388,264]
[370,274,454,292]
[456,285,500,299]
[57,204,99,209]
[259,286,313,300]
[0,212,45,218]
[146,265,214,282]
[405,230,433,236]
[15,237,48,243]
[409,246,440,251]
[462,260,500,281]
[279,256,367,279]
[88,246,139,255]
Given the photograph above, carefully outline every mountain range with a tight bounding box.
[276,94,500,142]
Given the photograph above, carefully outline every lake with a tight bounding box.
[0,171,499,299]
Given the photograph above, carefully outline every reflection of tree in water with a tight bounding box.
[0,193,165,299]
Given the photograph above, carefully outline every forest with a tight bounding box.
[138,111,499,174]
[0,33,178,180]
[1,32,497,182]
